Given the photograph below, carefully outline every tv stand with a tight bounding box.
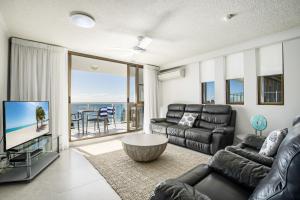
[0,135,60,183]
[10,148,43,163]
[0,152,59,183]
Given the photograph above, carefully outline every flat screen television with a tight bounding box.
[3,101,50,151]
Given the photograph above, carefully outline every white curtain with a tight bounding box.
[10,38,69,150]
[143,65,159,134]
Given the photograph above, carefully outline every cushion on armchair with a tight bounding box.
[259,128,287,156]
[150,179,211,200]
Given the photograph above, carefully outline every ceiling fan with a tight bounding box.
[107,36,153,59]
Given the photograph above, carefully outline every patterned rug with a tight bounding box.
[86,144,211,200]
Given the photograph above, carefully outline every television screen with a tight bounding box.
[3,101,50,150]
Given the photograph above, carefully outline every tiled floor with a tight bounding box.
[0,149,121,200]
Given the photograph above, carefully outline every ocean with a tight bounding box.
[6,120,49,134]
[6,123,36,134]
[71,103,127,122]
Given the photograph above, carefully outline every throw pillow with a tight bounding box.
[259,129,287,157]
[178,112,198,127]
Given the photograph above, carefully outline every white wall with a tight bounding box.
[159,36,300,140]
[0,14,8,152]
[159,63,200,117]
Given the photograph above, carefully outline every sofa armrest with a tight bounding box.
[209,150,270,189]
[226,146,274,167]
[212,126,235,135]
[176,164,212,186]
[242,134,266,150]
[151,118,166,123]
[150,179,211,200]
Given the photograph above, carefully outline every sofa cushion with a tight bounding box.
[259,128,287,156]
[151,122,173,134]
[198,105,232,130]
[178,112,199,127]
[166,104,186,124]
[185,128,212,144]
[194,172,251,200]
[167,125,190,138]
[185,104,203,128]
[185,104,203,113]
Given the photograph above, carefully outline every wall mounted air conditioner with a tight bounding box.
[158,68,185,81]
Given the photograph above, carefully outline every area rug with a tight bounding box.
[86,144,211,200]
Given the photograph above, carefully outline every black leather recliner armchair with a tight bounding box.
[150,118,300,200]
[151,104,236,155]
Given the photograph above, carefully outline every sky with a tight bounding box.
[71,69,135,103]
[5,102,49,129]
[229,79,244,94]
[206,82,215,101]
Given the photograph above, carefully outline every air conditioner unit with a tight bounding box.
[158,68,185,81]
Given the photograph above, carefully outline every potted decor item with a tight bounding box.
[250,114,267,136]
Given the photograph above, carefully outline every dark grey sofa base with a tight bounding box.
[168,136,185,147]
[186,140,210,154]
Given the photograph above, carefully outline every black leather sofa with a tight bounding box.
[150,117,300,200]
[151,104,236,155]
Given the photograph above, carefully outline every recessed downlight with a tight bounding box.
[70,12,95,28]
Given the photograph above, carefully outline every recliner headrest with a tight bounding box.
[202,105,232,114]
[292,115,300,127]
[168,104,186,111]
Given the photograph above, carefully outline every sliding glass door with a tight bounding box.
[68,52,143,142]
[127,65,144,131]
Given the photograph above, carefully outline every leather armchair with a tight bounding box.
[151,117,300,200]
[225,134,274,167]
[151,150,269,200]
[226,129,287,167]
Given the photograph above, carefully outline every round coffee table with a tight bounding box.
[121,134,168,162]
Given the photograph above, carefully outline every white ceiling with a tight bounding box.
[1,0,300,66]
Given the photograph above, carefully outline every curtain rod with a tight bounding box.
[10,36,65,48]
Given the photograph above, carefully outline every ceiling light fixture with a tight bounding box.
[222,14,236,22]
[90,65,99,71]
[70,12,95,28]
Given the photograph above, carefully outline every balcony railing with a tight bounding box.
[70,102,143,141]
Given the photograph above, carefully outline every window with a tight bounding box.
[202,82,215,104]
[258,74,283,105]
[225,52,244,104]
[201,59,215,104]
[226,79,244,104]
[257,43,284,105]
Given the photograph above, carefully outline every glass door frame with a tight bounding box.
[127,65,144,132]
[68,51,143,142]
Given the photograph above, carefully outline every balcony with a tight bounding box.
[70,102,143,141]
